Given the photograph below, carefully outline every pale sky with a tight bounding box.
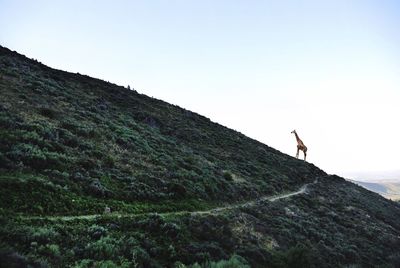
[1,0,399,180]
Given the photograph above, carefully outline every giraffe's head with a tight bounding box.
[291,130,296,134]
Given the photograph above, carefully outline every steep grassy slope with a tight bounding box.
[0,45,323,216]
[1,46,400,267]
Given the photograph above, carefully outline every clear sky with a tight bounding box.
[1,0,399,180]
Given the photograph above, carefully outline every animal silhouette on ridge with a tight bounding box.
[291,130,307,161]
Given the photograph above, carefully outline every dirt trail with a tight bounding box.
[193,180,314,215]
[18,181,317,221]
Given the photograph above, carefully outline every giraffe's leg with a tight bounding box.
[304,150,307,161]
[296,148,299,158]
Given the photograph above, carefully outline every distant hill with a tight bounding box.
[349,179,400,200]
[1,45,400,267]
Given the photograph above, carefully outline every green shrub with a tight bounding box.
[84,236,119,260]
[7,143,68,170]
[28,227,60,244]
[37,244,60,258]
[223,171,233,181]
[178,255,250,268]
[131,247,153,267]
[39,106,58,119]
[73,259,92,268]
[271,244,313,268]
[73,259,133,268]
[88,225,108,239]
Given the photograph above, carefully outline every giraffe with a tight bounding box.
[291,130,307,161]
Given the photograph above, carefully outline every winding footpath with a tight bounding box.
[18,180,317,221]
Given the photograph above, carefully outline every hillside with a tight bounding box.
[349,179,400,201]
[1,46,400,267]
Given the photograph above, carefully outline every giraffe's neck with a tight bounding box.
[294,132,302,144]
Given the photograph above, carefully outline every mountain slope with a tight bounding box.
[1,46,400,267]
[349,179,400,200]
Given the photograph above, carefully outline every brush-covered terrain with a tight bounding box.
[0,46,400,268]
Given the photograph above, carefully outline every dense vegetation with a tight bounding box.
[1,45,400,267]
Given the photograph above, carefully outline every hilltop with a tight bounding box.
[1,46,400,267]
